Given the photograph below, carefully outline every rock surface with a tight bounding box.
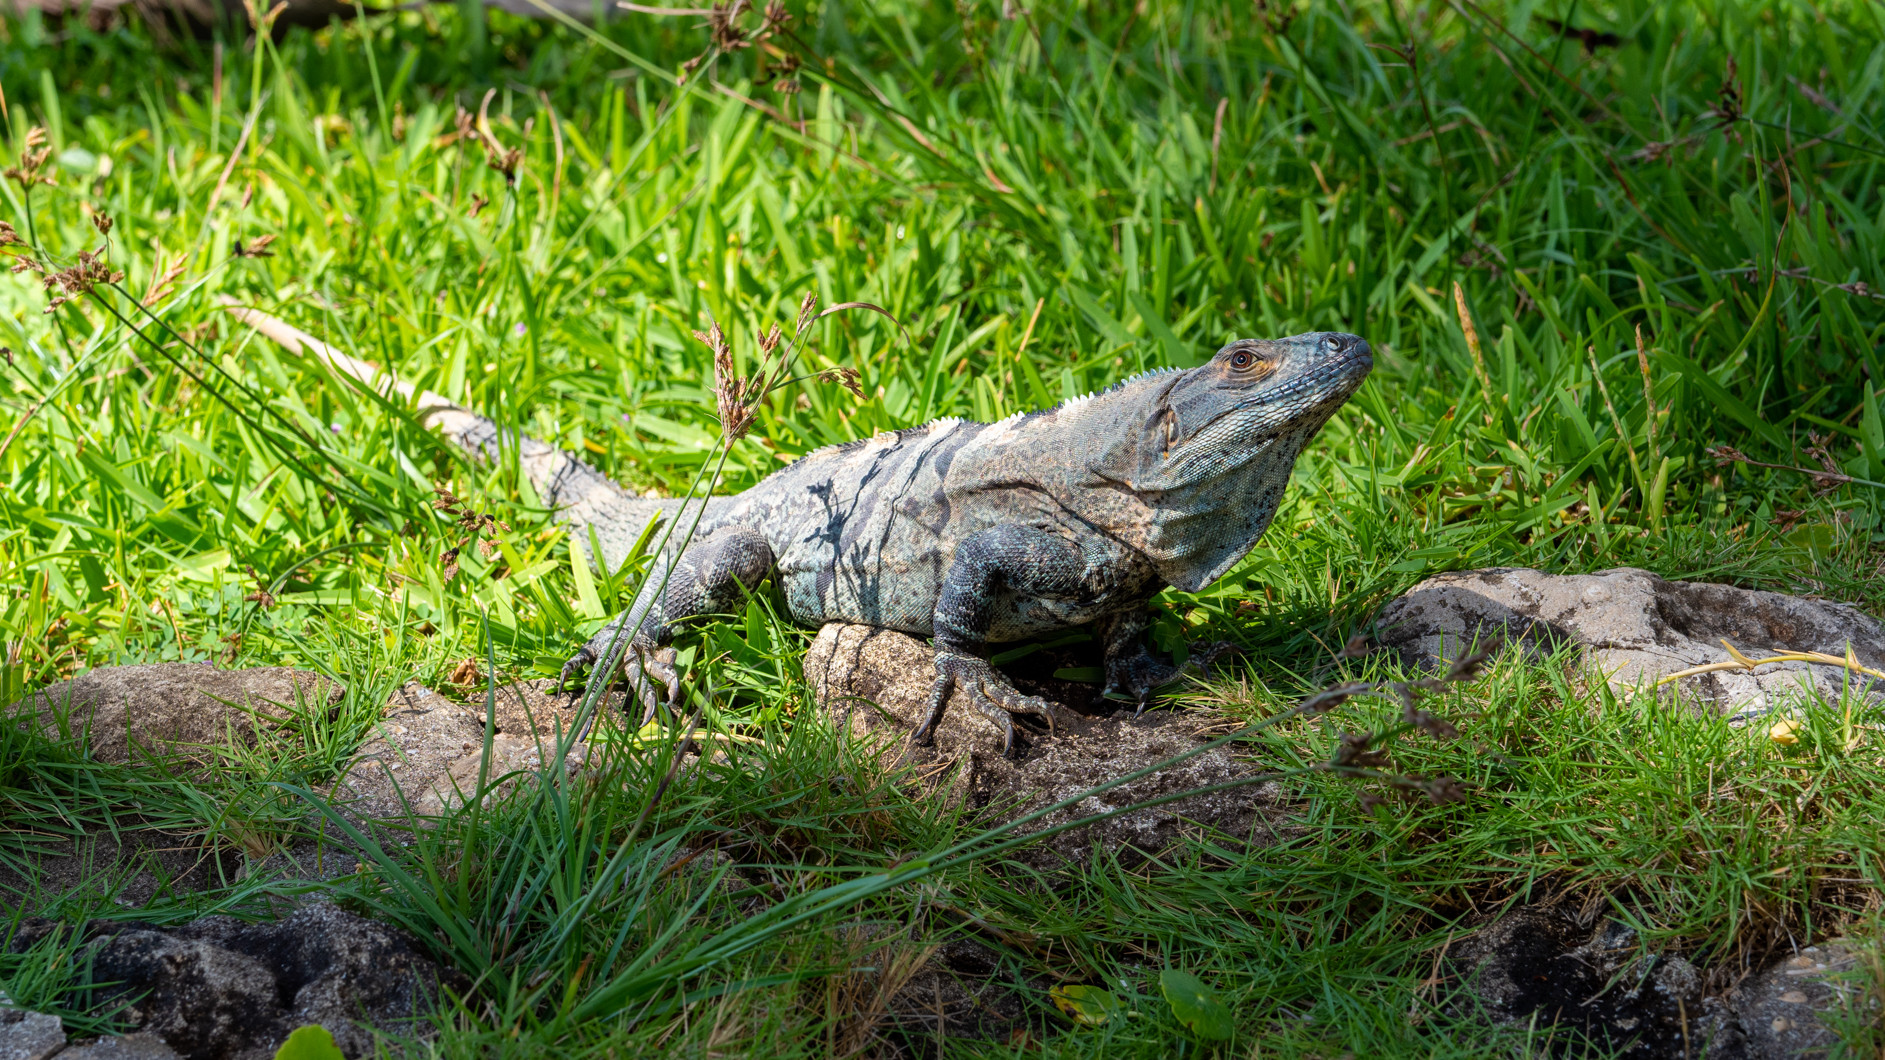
[1454,904,1872,1058]
[1724,941,1863,1060]
[1376,568,1885,717]
[58,1033,183,1059]
[7,903,450,1060]
[0,1009,65,1060]
[336,682,592,820]
[8,665,341,766]
[803,623,1288,869]
[1452,905,1738,1057]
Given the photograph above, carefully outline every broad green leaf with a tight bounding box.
[570,530,605,620]
[1050,984,1124,1026]
[1160,969,1233,1040]
[274,1025,344,1060]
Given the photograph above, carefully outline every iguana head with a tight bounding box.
[1048,330,1371,592]
[1145,331,1373,490]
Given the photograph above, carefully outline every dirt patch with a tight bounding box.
[803,623,1293,871]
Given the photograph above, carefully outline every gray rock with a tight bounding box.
[1376,568,1885,717]
[336,682,590,820]
[9,665,341,766]
[79,902,450,1060]
[334,682,489,819]
[1455,907,1876,1058]
[1726,941,1863,1060]
[803,623,1291,870]
[59,1033,185,1059]
[0,1009,64,1060]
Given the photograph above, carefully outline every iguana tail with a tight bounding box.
[226,306,688,572]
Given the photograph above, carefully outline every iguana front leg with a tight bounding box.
[560,525,773,725]
[1098,608,1233,719]
[913,526,1076,757]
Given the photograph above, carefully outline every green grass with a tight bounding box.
[2,0,1884,1054]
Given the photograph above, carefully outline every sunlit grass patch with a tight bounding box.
[2,0,1883,1051]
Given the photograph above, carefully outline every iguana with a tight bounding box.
[231,309,1371,755]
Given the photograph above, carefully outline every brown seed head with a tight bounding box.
[234,234,277,258]
[5,128,55,190]
[41,247,124,313]
[698,320,757,441]
[1300,680,1374,715]
[0,221,20,245]
[1332,731,1389,770]
[795,290,819,334]
[706,0,754,51]
[1404,705,1461,741]
[820,366,864,399]
[453,106,477,148]
[140,251,187,307]
[1443,642,1496,683]
[1422,776,1469,805]
[92,213,113,237]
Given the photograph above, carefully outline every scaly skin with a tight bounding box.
[555,332,1373,755]
[228,309,1371,757]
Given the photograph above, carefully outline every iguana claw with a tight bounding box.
[915,650,1063,758]
[555,640,681,727]
[555,646,598,697]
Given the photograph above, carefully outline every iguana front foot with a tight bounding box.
[1106,640,1237,720]
[557,638,681,726]
[914,650,1063,758]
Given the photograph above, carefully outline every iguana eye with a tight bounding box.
[1230,350,1253,369]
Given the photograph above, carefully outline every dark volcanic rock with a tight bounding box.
[886,938,1041,1046]
[58,1034,183,1059]
[1376,568,1885,718]
[1456,905,1872,1058]
[803,623,1291,870]
[1452,905,1741,1058]
[74,903,448,1060]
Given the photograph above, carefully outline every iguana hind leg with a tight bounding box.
[1100,609,1234,720]
[913,526,1077,756]
[560,524,773,725]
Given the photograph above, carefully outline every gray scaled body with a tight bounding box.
[546,331,1373,754]
[229,310,1370,755]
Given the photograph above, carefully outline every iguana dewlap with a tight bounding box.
[231,309,1370,755]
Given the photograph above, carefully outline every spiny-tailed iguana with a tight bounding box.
[232,309,1371,755]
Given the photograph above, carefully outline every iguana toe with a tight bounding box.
[555,646,597,696]
[920,650,1062,757]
